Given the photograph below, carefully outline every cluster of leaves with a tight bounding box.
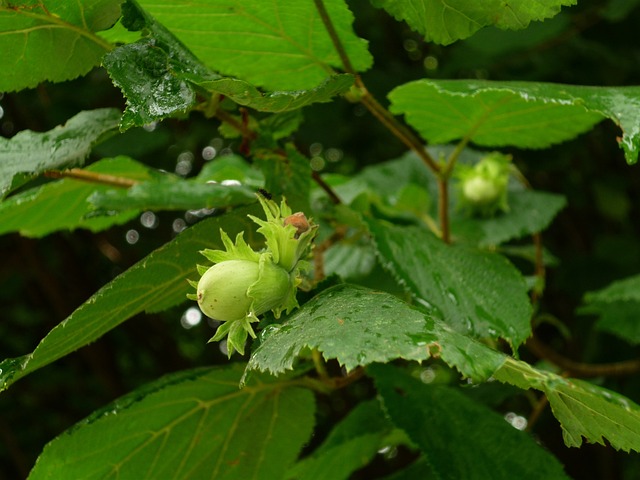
[2,0,640,478]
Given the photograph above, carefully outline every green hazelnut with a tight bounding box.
[197,260,259,321]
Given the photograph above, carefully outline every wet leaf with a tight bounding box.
[0,0,120,91]
[104,3,354,129]
[389,79,640,164]
[246,284,504,382]
[371,0,575,46]
[370,363,571,479]
[494,358,640,452]
[366,219,532,350]
[0,157,150,237]
[136,0,372,91]
[0,206,260,392]
[0,109,121,198]
[29,364,315,479]
[194,74,355,113]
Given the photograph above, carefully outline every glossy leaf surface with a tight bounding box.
[389,80,640,164]
[30,365,315,480]
[246,284,505,382]
[366,219,532,349]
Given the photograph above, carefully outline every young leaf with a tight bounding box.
[388,80,640,164]
[0,0,120,92]
[370,363,571,479]
[371,0,576,46]
[494,358,640,452]
[136,0,372,90]
[366,219,532,350]
[0,156,151,238]
[580,274,640,344]
[29,364,315,480]
[0,206,259,392]
[287,400,394,480]
[246,284,505,382]
[0,109,121,198]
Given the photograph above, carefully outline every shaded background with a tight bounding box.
[2,1,640,478]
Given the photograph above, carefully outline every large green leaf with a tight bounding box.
[580,273,640,344]
[370,363,570,479]
[0,157,150,238]
[0,0,120,91]
[494,358,640,452]
[104,3,354,129]
[366,219,532,349]
[136,0,372,91]
[371,0,576,46]
[29,365,315,479]
[287,400,394,480]
[388,80,640,164]
[0,108,121,198]
[246,284,505,383]
[0,206,260,392]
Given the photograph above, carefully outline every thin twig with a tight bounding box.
[526,336,640,377]
[312,171,342,205]
[44,169,139,188]
[313,0,356,74]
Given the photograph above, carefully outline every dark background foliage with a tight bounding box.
[1,1,640,478]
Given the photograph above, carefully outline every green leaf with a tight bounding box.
[136,0,372,91]
[0,206,260,392]
[287,400,393,480]
[195,74,355,112]
[366,219,532,350]
[0,0,120,91]
[246,284,505,382]
[389,79,640,164]
[494,358,640,452]
[29,364,315,480]
[104,4,355,129]
[0,156,151,238]
[370,363,570,479]
[0,108,121,198]
[580,274,640,344]
[584,273,640,303]
[371,0,576,46]
[88,180,257,212]
[454,190,567,247]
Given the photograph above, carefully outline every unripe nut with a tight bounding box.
[197,260,259,321]
[462,176,501,205]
